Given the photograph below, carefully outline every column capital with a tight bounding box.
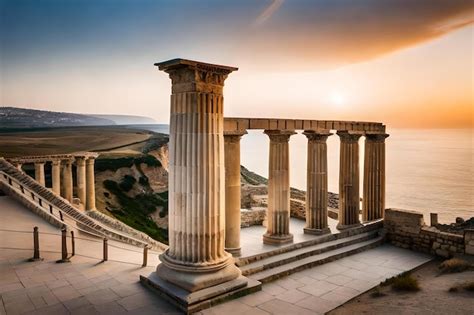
[337,130,363,142]
[365,133,390,142]
[51,159,61,166]
[75,156,86,166]
[303,130,332,142]
[86,157,96,165]
[34,162,45,166]
[224,130,247,143]
[264,129,296,142]
[155,59,238,94]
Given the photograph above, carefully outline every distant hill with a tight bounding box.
[0,107,156,129]
[93,114,156,125]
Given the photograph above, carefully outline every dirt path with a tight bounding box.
[329,258,474,315]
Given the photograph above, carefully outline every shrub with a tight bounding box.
[138,176,149,186]
[438,258,471,274]
[119,175,136,192]
[463,281,474,292]
[391,273,420,291]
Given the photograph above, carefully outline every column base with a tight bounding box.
[140,272,260,314]
[225,247,241,257]
[304,227,331,235]
[263,233,293,245]
[156,257,241,292]
[336,222,363,230]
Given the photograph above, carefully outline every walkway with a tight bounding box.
[0,196,433,314]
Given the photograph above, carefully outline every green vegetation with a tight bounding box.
[103,179,168,243]
[369,287,387,298]
[96,155,161,172]
[449,281,474,292]
[119,175,136,192]
[438,258,472,274]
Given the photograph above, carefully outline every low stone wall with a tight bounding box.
[241,208,266,227]
[384,208,466,257]
[465,229,474,255]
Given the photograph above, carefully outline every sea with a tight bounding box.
[130,125,473,224]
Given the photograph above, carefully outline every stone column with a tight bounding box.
[76,157,86,206]
[34,162,45,186]
[154,59,242,293]
[303,130,332,235]
[362,133,389,221]
[61,160,73,203]
[263,130,295,245]
[51,160,61,195]
[224,130,247,256]
[85,157,96,210]
[337,131,362,229]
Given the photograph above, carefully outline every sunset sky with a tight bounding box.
[1,0,473,128]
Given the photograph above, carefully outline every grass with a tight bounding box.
[438,258,472,274]
[381,272,420,292]
[449,281,474,293]
[95,154,161,172]
[103,179,168,243]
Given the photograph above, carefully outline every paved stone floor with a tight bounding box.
[0,196,433,314]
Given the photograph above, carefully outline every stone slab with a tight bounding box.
[140,273,261,314]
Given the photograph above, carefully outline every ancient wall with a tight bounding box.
[241,208,266,227]
[384,208,465,257]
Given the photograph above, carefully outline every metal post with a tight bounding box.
[103,238,108,262]
[70,231,75,257]
[142,245,148,267]
[56,226,70,263]
[29,226,43,261]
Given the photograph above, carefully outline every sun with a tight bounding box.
[329,90,346,107]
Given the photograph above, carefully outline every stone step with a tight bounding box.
[240,230,380,276]
[236,221,383,267]
[248,235,384,283]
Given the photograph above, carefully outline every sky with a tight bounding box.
[0,0,473,128]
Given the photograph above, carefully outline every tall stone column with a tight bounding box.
[337,131,362,229]
[303,130,331,235]
[224,130,247,256]
[362,133,389,221]
[153,59,243,293]
[76,157,86,206]
[34,162,45,186]
[263,130,295,245]
[85,157,96,210]
[51,160,61,195]
[61,160,73,203]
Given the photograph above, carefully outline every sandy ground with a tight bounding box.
[0,126,152,157]
[329,258,474,315]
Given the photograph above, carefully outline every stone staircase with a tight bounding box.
[236,223,384,283]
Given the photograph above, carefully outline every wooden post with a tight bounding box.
[103,238,108,262]
[29,226,42,261]
[56,227,70,263]
[142,245,148,267]
[70,231,75,256]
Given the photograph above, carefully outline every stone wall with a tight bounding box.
[241,208,266,227]
[384,208,466,257]
[465,229,474,255]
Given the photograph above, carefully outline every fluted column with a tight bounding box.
[263,130,295,245]
[303,130,331,235]
[85,157,96,210]
[154,59,242,293]
[363,133,389,221]
[224,130,247,256]
[61,160,73,202]
[34,162,45,186]
[337,131,362,229]
[76,157,86,206]
[51,160,61,195]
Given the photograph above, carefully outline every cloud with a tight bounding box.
[237,0,474,69]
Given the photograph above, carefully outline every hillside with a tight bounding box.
[93,114,156,125]
[0,107,115,129]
